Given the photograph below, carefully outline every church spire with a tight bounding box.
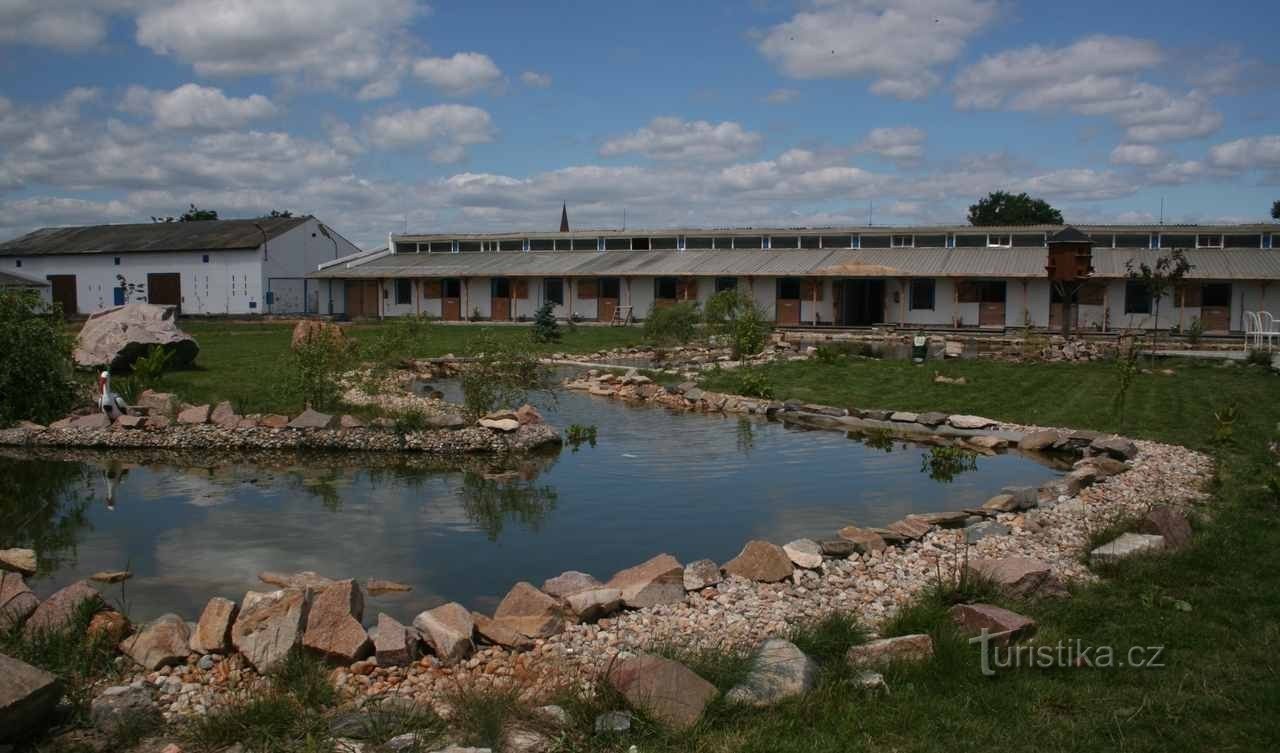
[559,201,569,233]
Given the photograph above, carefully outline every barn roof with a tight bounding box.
[0,216,310,257]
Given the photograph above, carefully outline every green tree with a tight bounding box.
[1126,249,1193,365]
[0,290,77,426]
[460,332,554,419]
[530,301,561,344]
[267,209,294,218]
[704,290,772,360]
[968,191,1064,225]
[642,301,701,346]
[1271,199,1279,221]
[152,204,219,223]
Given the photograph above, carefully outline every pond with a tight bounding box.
[2,381,1062,622]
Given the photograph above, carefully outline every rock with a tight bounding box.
[916,411,947,426]
[514,405,543,425]
[493,582,564,639]
[291,320,346,350]
[86,610,131,644]
[683,387,704,402]
[725,639,818,707]
[366,579,412,595]
[1077,456,1130,478]
[502,726,551,753]
[23,581,102,638]
[968,557,1068,599]
[947,414,996,430]
[89,684,157,734]
[231,588,310,673]
[119,613,190,670]
[950,604,1037,645]
[0,574,38,632]
[594,710,632,733]
[114,414,144,429]
[836,526,887,553]
[0,653,62,743]
[886,517,932,541]
[1091,436,1138,460]
[607,654,717,731]
[564,588,623,622]
[541,571,602,599]
[1062,467,1098,495]
[818,539,857,557]
[72,303,199,370]
[1018,430,1060,451]
[259,413,290,429]
[1138,506,1192,550]
[259,571,336,591]
[303,579,371,663]
[144,414,171,429]
[472,612,534,651]
[847,634,934,667]
[853,670,887,691]
[682,559,722,591]
[981,494,1019,513]
[478,417,519,432]
[373,613,417,666]
[89,570,131,584]
[424,413,467,430]
[1001,486,1039,509]
[0,549,36,577]
[535,704,568,725]
[71,413,112,430]
[889,411,918,422]
[289,409,336,430]
[412,602,474,664]
[967,435,1007,450]
[783,539,824,569]
[964,521,1011,543]
[1090,533,1165,565]
[606,554,686,609]
[176,404,210,424]
[861,409,892,421]
[723,540,794,583]
[338,414,365,429]
[210,401,238,428]
[910,511,970,528]
[136,390,179,416]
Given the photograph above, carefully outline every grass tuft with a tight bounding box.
[271,647,337,710]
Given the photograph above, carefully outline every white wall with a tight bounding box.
[263,218,361,315]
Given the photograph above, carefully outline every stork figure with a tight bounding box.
[98,370,128,420]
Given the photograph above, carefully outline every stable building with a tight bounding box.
[0,216,361,316]
[308,223,1280,334]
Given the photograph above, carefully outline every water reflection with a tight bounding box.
[459,473,559,541]
[0,455,94,576]
[920,446,980,484]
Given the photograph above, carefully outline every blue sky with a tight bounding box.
[0,0,1276,248]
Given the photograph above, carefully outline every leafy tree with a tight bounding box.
[152,204,219,223]
[0,290,77,426]
[460,332,554,419]
[268,209,294,218]
[1126,249,1193,365]
[643,302,701,346]
[530,301,562,344]
[1272,199,1279,221]
[968,191,1063,225]
[704,290,773,360]
[275,329,354,412]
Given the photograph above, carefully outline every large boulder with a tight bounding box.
[563,588,623,622]
[967,557,1068,600]
[119,614,190,670]
[231,588,310,672]
[373,613,418,666]
[782,539,823,569]
[72,303,199,370]
[606,554,685,609]
[607,654,717,731]
[0,573,38,632]
[725,639,818,707]
[682,559,722,591]
[302,579,371,663]
[89,684,158,734]
[190,597,238,654]
[493,582,564,639]
[0,653,63,743]
[846,634,934,668]
[723,540,795,583]
[472,612,534,651]
[950,604,1037,645]
[291,320,347,351]
[413,602,474,664]
[541,571,602,599]
[0,548,37,576]
[23,581,102,638]
[1138,506,1192,550]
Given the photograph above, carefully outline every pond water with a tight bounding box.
[2,382,1062,622]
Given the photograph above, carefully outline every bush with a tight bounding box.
[1246,348,1273,367]
[0,290,77,426]
[1186,316,1204,346]
[643,301,701,345]
[460,333,553,419]
[733,369,775,399]
[813,344,845,365]
[275,331,352,412]
[530,301,561,344]
[704,290,772,359]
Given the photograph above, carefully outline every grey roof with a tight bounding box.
[0,216,310,257]
[310,246,1280,282]
[0,268,50,286]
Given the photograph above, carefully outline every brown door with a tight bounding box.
[1048,303,1077,330]
[491,278,511,321]
[47,275,77,316]
[776,277,801,325]
[978,281,1006,328]
[1200,283,1231,332]
[441,278,462,321]
[599,277,620,322]
[345,280,380,317]
[147,273,181,310]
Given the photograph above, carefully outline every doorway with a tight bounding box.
[835,279,885,326]
[491,277,512,321]
[345,280,380,317]
[977,281,1007,328]
[599,277,621,322]
[47,275,77,317]
[776,277,801,325]
[1200,283,1231,332]
[441,278,462,321]
[147,273,181,311]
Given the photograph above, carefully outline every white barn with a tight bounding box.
[0,216,361,316]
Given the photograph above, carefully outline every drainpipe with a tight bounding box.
[252,221,269,313]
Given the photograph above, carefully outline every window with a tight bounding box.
[777,277,802,299]
[604,237,630,251]
[891,235,914,248]
[1012,234,1045,247]
[555,238,575,251]
[1224,234,1261,247]
[544,278,564,305]
[860,235,891,248]
[915,235,946,247]
[1114,234,1149,248]
[457,240,481,252]
[631,237,650,251]
[954,234,986,247]
[685,236,713,249]
[114,256,121,265]
[529,238,554,251]
[770,236,798,249]
[1159,234,1194,249]
[394,279,412,305]
[909,279,935,310]
[443,278,461,298]
[801,235,821,249]
[1202,283,1231,307]
[713,237,734,249]
[429,241,454,252]
[987,234,1012,247]
[651,236,678,250]
[14,260,20,268]
[820,235,851,248]
[492,277,511,298]
[572,237,599,251]
[499,239,524,252]
[654,277,678,299]
[202,254,209,263]
[1124,280,1152,314]
[714,277,738,293]
[601,277,621,298]
[1196,234,1223,248]
[735,236,763,249]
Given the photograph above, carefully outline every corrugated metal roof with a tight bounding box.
[0,216,310,257]
[1089,248,1280,280]
[0,269,50,286]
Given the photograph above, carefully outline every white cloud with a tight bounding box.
[763,88,799,105]
[857,126,926,162]
[412,53,504,95]
[1012,168,1136,201]
[0,0,123,51]
[366,105,496,163]
[600,117,763,162]
[954,35,1222,143]
[1109,144,1163,166]
[1207,135,1280,171]
[1147,160,1205,186]
[121,84,277,130]
[519,71,552,89]
[758,0,998,100]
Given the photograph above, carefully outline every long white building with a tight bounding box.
[309,223,1280,334]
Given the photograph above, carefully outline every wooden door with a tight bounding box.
[491,297,511,321]
[1200,283,1231,332]
[979,302,1005,327]
[47,275,77,316]
[441,278,462,321]
[362,281,379,317]
[147,273,181,310]
[598,277,620,321]
[1048,303,1077,330]
[776,277,801,325]
[345,281,380,317]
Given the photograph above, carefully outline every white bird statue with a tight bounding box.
[98,370,128,420]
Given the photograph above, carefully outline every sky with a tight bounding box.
[0,0,1277,249]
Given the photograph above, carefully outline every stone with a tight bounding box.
[366,579,412,595]
[916,411,947,426]
[541,571,602,599]
[1001,485,1039,509]
[339,414,365,429]
[889,411,918,422]
[1138,506,1192,550]
[71,413,112,430]
[259,414,290,429]
[1090,533,1165,565]
[144,414,171,429]
[176,404,210,424]
[722,540,794,583]
[948,414,996,430]
[886,517,932,541]
[89,684,157,733]
[1078,456,1130,478]
[836,526,887,553]
[606,554,685,608]
[682,559,722,591]
[0,574,38,632]
[853,670,887,691]
[303,580,371,663]
[424,413,467,430]
[683,387,704,402]
[968,557,1067,600]
[0,549,36,577]
[594,710,632,733]
[1018,430,1060,451]
[950,604,1037,645]
[373,613,417,666]
[231,588,310,673]
[564,588,623,622]
[964,521,1011,543]
[289,409,336,430]
[23,581,102,638]
[86,611,131,645]
[291,320,346,350]
[502,726,551,753]
[136,390,179,416]
[861,409,892,421]
[493,582,564,638]
[472,612,534,651]
[0,653,62,743]
[783,539,824,569]
[725,639,818,707]
[119,613,191,670]
[982,494,1019,513]
[536,704,568,725]
[259,571,336,591]
[846,634,934,667]
[514,404,543,425]
[967,435,1007,450]
[72,303,199,370]
[910,511,970,528]
[210,401,238,428]
[89,570,131,584]
[819,538,857,557]
[114,415,143,429]
[1091,436,1139,460]
[478,417,519,432]
[1062,468,1098,495]
[607,654,717,732]
[413,602,474,664]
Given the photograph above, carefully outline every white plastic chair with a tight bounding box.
[1260,312,1280,351]
[1244,311,1259,352]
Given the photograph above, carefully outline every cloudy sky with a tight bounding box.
[1,0,1277,248]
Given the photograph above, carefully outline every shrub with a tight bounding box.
[275,330,352,412]
[0,290,77,426]
[460,333,554,419]
[530,301,561,344]
[393,407,429,433]
[130,345,173,390]
[813,344,845,365]
[705,290,772,359]
[565,423,597,450]
[1245,348,1273,367]
[920,446,978,483]
[733,369,775,399]
[643,301,701,345]
[1186,316,1204,345]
